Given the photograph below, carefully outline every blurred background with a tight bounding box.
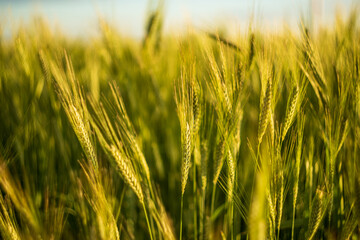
[0,0,356,39]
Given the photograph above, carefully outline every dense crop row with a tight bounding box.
[0,11,359,239]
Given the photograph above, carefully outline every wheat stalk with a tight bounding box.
[249,173,267,240]
[292,115,304,239]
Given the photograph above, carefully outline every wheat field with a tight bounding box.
[0,8,359,240]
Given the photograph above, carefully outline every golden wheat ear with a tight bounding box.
[110,145,144,203]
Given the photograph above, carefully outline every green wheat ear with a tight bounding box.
[181,123,192,195]
[306,188,330,240]
[213,136,226,185]
[192,80,202,135]
[226,147,235,201]
[38,50,51,82]
[258,78,272,146]
[282,86,299,141]
[200,142,208,191]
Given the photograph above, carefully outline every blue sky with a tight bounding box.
[0,0,356,38]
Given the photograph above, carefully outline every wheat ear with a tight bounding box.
[110,145,144,203]
[181,123,192,195]
[258,78,272,146]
